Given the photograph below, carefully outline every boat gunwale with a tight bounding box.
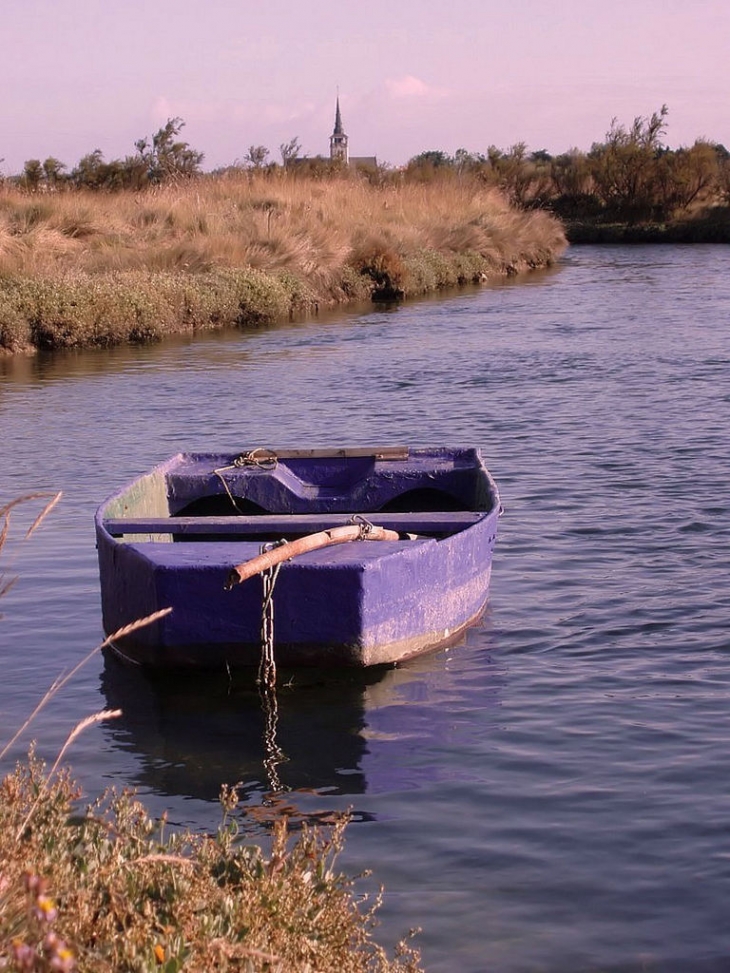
[100,510,489,538]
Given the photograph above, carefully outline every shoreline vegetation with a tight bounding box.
[0,172,566,356]
[1,757,423,973]
[0,495,424,972]
[4,104,729,356]
[563,207,730,243]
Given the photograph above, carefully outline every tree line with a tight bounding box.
[405,107,730,224]
[4,107,730,226]
[10,118,204,192]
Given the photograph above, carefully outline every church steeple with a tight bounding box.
[330,95,349,163]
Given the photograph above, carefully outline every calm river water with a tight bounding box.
[2,245,730,972]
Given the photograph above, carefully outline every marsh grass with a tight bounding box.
[1,762,423,973]
[0,498,424,972]
[0,173,566,353]
[0,493,63,606]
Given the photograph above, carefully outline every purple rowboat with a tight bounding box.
[95,445,500,669]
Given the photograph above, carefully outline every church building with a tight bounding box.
[329,97,377,169]
[329,96,349,163]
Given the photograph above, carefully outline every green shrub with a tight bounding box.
[0,756,423,973]
[337,264,375,301]
[0,269,324,351]
[0,296,31,353]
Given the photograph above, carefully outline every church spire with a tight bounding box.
[330,95,349,163]
[333,97,344,136]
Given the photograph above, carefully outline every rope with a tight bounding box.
[234,447,279,471]
[213,448,279,515]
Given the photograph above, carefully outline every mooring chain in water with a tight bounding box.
[260,678,284,795]
[258,540,287,795]
[213,447,279,515]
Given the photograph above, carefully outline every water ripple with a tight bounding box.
[3,245,730,972]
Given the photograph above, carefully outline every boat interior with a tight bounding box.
[100,447,498,543]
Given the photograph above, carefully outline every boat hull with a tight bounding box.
[95,447,500,669]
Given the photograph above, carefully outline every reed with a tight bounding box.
[0,173,566,353]
[0,493,62,604]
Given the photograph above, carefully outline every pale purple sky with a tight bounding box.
[1,0,728,175]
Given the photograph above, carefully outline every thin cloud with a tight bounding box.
[151,95,174,122]
[384,75,449,101]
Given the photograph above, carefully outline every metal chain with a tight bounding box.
[258,541,287,794]
[259,559,281,690]
[350,513,374,539]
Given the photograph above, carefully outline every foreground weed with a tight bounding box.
[0,495,423,972]
[0,760,423,972]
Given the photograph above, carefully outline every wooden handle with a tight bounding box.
[225,524,400,589]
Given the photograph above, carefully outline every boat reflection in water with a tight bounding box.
[101,653,375,804]
[99,623,504,825]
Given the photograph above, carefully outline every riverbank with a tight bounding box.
[564,206,730,243]
[0,173,566,355]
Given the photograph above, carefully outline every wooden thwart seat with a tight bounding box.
[102,511,484,537]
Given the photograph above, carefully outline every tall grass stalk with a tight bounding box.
[0,493,62,600]
[13,710,122,843]
[0,173,566,353]
[0,607,172,763]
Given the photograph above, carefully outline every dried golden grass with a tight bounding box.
[0,607,172,764]
[0,175,562,277]
[0,492,63,602]
[0,173,566,352]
